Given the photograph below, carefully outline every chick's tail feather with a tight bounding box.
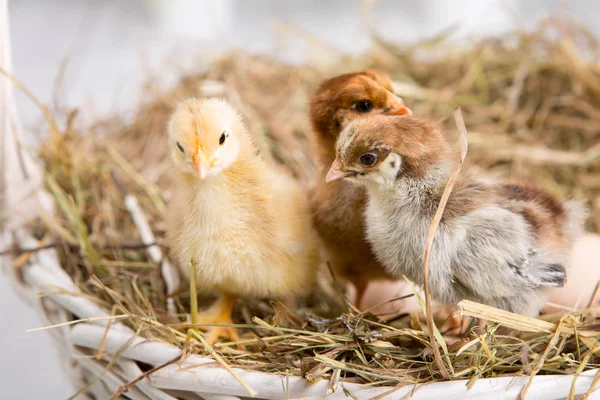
[538,262,567,287]
[524,248,568,288]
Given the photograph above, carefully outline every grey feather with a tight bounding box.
[362,164,571,317]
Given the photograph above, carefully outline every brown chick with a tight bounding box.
[309,70,412,306]
[166,98,318,343]
[328,114,582,317]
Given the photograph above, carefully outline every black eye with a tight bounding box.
[219,132,226,145]
[359,153,377,166]
[354,100,373,113]
[176,142,184,153]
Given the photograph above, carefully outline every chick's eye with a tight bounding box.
[176,142,184,153]
[219,132,226,145]
[359,153,377,166]
[354,100,373,113]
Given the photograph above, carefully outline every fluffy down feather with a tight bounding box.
[167,98,318,300]
[331,114,582,316]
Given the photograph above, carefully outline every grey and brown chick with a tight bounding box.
[166,98,318,343]
[328,114,582,316]
[309,70,411,306]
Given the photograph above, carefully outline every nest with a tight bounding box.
[9,16,600,398]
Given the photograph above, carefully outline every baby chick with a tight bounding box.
[167,98,318,343]
[309,70,412,306]
[328,114,580,317]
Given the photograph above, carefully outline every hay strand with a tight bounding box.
[421,108,469,379]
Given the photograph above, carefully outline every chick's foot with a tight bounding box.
[198,294,243,346]
[205,324,241,346]
[439,307,471,337]
[192,294,237,326]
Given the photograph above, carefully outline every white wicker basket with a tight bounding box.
[1,2,599,399]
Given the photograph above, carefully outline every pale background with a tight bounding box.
[2,0,599,398]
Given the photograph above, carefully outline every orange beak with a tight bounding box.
[386,92,413,116]
[196,162,210,180]
[192,148,211,180]
[326,159,353,183]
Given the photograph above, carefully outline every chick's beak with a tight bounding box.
[326,159,352,183]
[192,148,211,180]
[197,162,210,180]
[386,92,413,116]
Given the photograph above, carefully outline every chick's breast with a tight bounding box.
[311,177,390,282]
[168,164,316,299]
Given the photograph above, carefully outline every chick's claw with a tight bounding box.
[205,325,241,347]
[196,294,245,348]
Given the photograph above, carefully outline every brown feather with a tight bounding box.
[337,114,576,250]
[309,70,407,292]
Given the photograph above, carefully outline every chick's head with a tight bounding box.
[168,98,245,179]
[310,69,412,140]
[327,115,449,186]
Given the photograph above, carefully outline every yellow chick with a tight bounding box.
[166,98,318,343]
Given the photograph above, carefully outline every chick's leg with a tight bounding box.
[352,278,369,310]
[203,294,240,345]
[440,306,470,336]
[194,295,234,325]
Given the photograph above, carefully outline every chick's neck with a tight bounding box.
[368,160,453,209]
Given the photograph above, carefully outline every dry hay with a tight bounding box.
[9,16,600,391]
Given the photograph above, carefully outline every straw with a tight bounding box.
[420,108,469,379]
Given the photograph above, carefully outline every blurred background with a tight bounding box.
[3,0,600,398]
